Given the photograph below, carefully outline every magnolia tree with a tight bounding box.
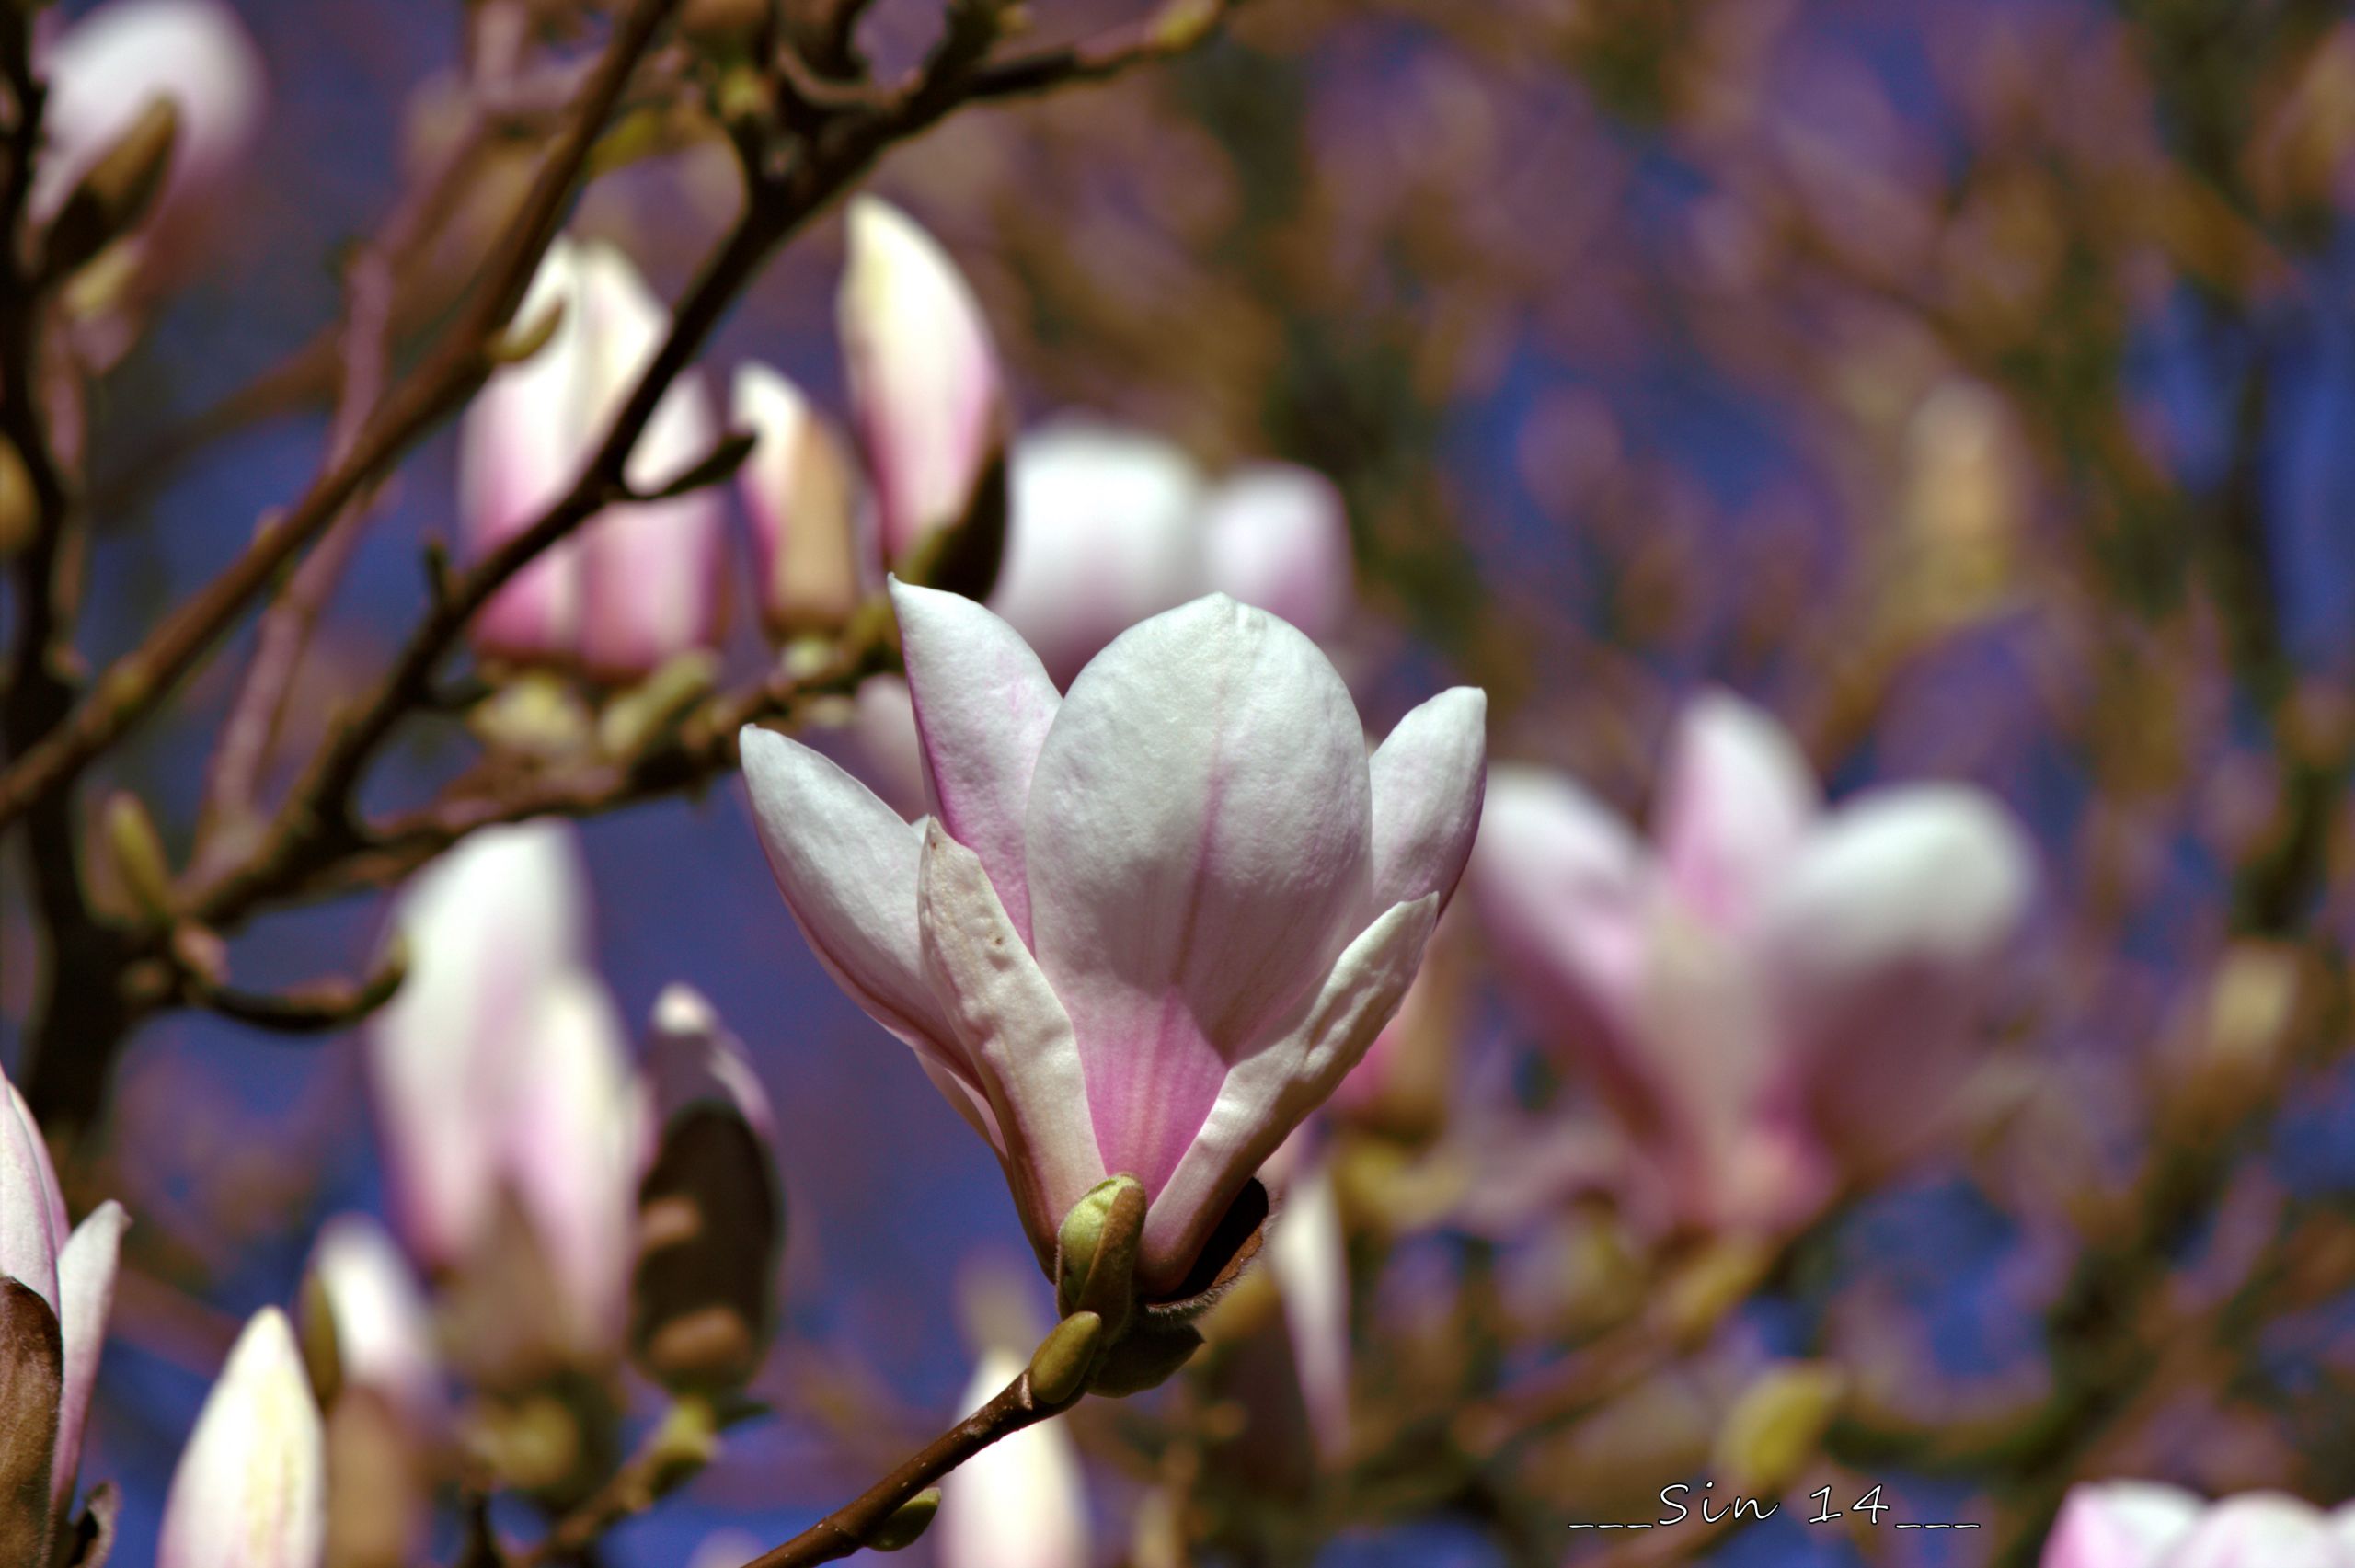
[3,0,2354,1566]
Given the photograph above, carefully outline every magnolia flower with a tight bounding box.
[741,582,1485,1292]
[460,236,724,681]
[992,420,1355,688]
[935,1348,1089,1568]
[367,820,645,1355]
[1,1069,127,1563]
[2043,1482,2355,1567]
[838,197,1005,564]
[158,1307,326,1568]
[37,0,266,251]
[1471,692,2034,1234]
[304,1215,441,1429]
[734,362,866,638]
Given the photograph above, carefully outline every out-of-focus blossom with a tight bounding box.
[934,1348,1089,1568]
[630,984,785,1398]
[1267,1157,1350,1463]
[734,362,865,638]
[992,421,1356,688]
[838,197,1006,565]
[741,583,1485,1291]
[2042,1482,2355,1567]
[158,1307,326,1568]
[368,820,645,1356]
[304,1215,441,1430]
[1471,692,2034,1235]
[1,1068,127,1560]
[37,0,266,254]
[460,237,724,681]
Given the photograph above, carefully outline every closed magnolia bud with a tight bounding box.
[1053,1173,1145,1331]
[158,1309,326,1568]
[869,1488,941,1553]
[837,198,1007,572]
[44,97,178,280]
[629,986,783,1398]
[1027,1312,1102,1408]
[1712,1363,1844,1496]
[733,363,866,640]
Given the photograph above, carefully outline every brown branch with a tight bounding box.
[0,0,685,837]
[738,1370,1056,1568]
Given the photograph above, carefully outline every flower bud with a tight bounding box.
[1053,1174,1145,1337]
[936,1352,1087,1568]
[837,198,1007,572]
[1200,464,1353,646]
[300,1216,440,1432]
[629,986,783,1399]
[733,363,865,639]
[101,788,175,921]
[1085,1321,1203,1398]
[42,97,178,280]
[158,1308,326,1568]
[1027,1311,1102,1408]
[870,1488,942,1553]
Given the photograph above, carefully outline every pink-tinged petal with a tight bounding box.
[990,421,1208,687]
[39,0,265,235]
[1,1075,63,1311]
[505,973,647,1356]
[1200,464,1353,645]
[1467,768,1655,1107]
[1268,1160,1349,1463]
[2040,1482,2202,1568]
[891,580,1061,940]
[936,1349,1089,1568]
[838,198,1004,562]
[1026,597,1374,1200]
[306,1215,441,1432]
[1367,687,1487,913]
[733,362,866,638]
[1656,692,1818,928]
[49,1200,126,1518]
[1759,784,2034,1170]
[370,819,589,1270]
[737,727,973,1088]
[158,1308,326,1568]
[917,823,1105,1263]
[460,238,588,665]
[1143,895,1435,1292]
[573,245,727,680]
[2167,1494,2345,1568]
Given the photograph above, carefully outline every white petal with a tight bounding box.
[839,198,1004,561]
[1366,687,1487,912]
[1142,895,1435,1293]
[306,1214,440,1431]
[158,1308,325,1568]
[2041,1482,2203,1568]
[1760,784,2034,1163]
[2168,1494,2344,1568]
[1200,463,1353,644]
[1655,691,1818,926]
[1269,1161,1349,1463]
[503,973,646,1356]
[39,0,266,228]
[935,1349,1089,1568]
[370,820,588,1270]
[738,726,961,1064]
[1025,596,1373,1199]
[733,361,867,635]
[0,1075,63,1312]
[891,580,1061,940]
[990,420,1209,686]
[50,1201,126,1518]
[917,824,1105,1258]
